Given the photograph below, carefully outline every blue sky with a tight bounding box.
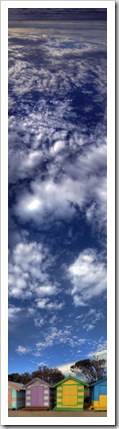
[8,9,107,376]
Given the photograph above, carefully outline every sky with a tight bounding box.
[8,8,107,22]
[8,8,107,377]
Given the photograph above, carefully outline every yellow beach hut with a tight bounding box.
[52,376,89,411]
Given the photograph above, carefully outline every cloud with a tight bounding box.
[16,345,30,354]
[13,139,106,235]
[36,298,64,310]
[67,248,106,306]
[57,362,76,377]
[8,26,107,369]
[8,305,23,321]
[35,327,86,355]
[88,341,107,361]
[8,8,107,23]
[8,240,59,301]
[8,29,106,236]
[76,308,105,332]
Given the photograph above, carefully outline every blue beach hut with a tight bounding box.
[89,378,107,410]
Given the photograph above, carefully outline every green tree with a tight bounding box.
[8,373,21,383]
[20,372,32,384]
[32,365,64,385]
[70,358,106,383]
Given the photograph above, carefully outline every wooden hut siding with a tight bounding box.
[52,377,89,411]
[90,378,107,411]
[8,382,25,409]
[25,378,51,409]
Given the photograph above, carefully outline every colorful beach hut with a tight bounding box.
[52,376,89,411]
[8,381,25,409]
[25,377,53,409]
[89,378,107,410]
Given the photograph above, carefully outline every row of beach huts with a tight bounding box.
[8,376,107,411]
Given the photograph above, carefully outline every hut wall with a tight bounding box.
[8,386,17,409]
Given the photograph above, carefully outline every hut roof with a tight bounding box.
[52,376,89,388]
[24,377,51,388]
[8,381,25,391]
[90,377,107,387]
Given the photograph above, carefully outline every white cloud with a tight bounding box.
[94,349,107,361]
[35,327,84,354]
[50,140,65,155]
[67,248,106,306]
[36,285,58,297]
[88,341,107,361]
[8,240,59,301]
[8,33,107,235]
[8,306,23,321]
[16,345,30,354]
[58,362,76,377]
[78,308,105,331]
[83,323,95,331]
[13,138,106,235]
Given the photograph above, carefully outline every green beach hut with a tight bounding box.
[52,376,89,411]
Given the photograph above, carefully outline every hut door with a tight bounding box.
[8,389,11,407]
[62,385,77,406]
[31,386,44,406]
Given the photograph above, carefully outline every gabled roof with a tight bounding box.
[8,381,25,391]
[52,376,89,388]
[24,377,51,388]
[90,377,107,387]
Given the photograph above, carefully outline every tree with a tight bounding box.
[70,358,107,383]
[8,373,21,383]
[31,365,65,385]
[20,372,32,385]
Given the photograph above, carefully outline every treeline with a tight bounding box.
[8,365,65,386]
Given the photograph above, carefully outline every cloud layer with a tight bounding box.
[8,21,107,372]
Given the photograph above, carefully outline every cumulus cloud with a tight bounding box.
[58,362,76,377]
[8,29,106,235]
[8,305,23,321]
[16,345,30,354]
[13,139,106,234]
[8,24,107,364]
[67,248,106,306]
[88,340,107,361]
[8,240,60,301]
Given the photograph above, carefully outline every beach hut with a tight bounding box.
[24,377,53,409]
[89,378,107,410]
[8,381,25,409]
[52,376,89,411]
